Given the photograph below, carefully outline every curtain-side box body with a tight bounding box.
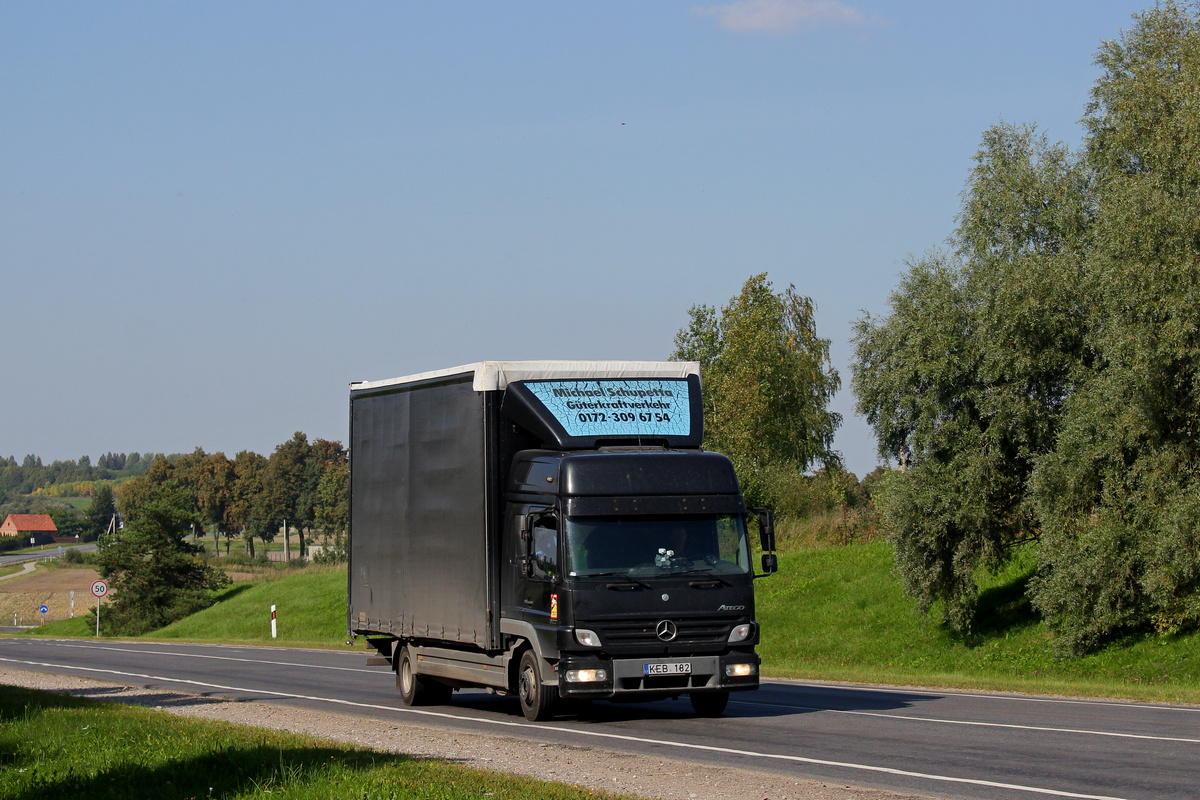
[348,369,503,649]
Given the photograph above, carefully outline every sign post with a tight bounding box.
[271,604,277,639]
[39,604,48,626]
[91,580,108,636]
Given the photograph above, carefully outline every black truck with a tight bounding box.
[348,361,776,721]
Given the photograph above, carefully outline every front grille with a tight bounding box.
[582,615,736,655]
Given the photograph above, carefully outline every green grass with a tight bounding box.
[22,614,101,638]
[0,685,632,800]
[22,567,349,647]
[0,563,25,579]
[146,567,349,645]
[57,496,91,511]
[757,542,1200,704]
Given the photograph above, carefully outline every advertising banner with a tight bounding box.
[523,378,691,438]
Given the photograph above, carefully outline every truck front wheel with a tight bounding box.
[397,646,451,706]
[517,649,558,721]
[689,690,729,717]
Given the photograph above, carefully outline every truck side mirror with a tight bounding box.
[515,514,533,576]
[754,508,776,553]
[753,507,777,577]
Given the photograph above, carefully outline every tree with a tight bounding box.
[84,484,117,541]
[46,505,84,540]
[101,461,229,635]
[1027,1,1200,653]
[178,450,235,553]
[673,273,841,509]
[853,3,1200,653]
[313,460,349,563]
[116,456,176,522]
[258,432,310,558]
[853,122,1095,633]
[227,450,268,557]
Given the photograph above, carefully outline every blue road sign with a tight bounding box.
[39,605,49,614]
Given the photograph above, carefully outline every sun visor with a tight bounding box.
[502,374,703,449]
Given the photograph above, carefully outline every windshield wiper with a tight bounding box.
[674,567,734,586]
[587,572,654,590]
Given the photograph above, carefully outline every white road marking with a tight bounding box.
[0,654,1131,800]
[767,678,1200,714]
[45,641,380,674]
[732,699,1200,744]
[20,641,1194,743]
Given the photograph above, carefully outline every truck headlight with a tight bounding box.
[727,623,754,643]
[575,628,601,647]
[725,663,757,677]
[565,668,608,683]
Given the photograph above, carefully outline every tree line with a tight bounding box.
[116,432,350,560]
[0,452,159,510]
[851,2,1200,655]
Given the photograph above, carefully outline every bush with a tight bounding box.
[60,548,89,565]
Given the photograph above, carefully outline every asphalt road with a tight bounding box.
[1,638,1196,800]
[0,543,97,566]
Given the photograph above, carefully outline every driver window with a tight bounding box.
[532,520,558,579]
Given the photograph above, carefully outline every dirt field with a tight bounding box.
[0,565,105,626]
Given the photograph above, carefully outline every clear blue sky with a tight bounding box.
[1,1,1149,476]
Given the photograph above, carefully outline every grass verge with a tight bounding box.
[147,566,349,646]
[757,542,1200,704]
[0,685,630,800]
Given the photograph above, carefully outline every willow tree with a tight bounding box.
[852,124,1093,633]
[1029,1,1200,653]
[854,2,1200,654]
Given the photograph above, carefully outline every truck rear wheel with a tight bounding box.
[689,690,729,717]
[517,649,558,722]
[397,646,452,706]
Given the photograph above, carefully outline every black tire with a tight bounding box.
[517,649,558,721]
[689,690,729,717]
[397,646,452,707]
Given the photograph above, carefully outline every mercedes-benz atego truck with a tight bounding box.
[348,361,776,721]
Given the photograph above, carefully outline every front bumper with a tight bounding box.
[555,651,760,699]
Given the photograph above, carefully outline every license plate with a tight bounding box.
[644,661,691,676]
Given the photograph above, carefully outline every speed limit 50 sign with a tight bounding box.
[91,580,108,599]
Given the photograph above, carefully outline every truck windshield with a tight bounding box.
[564,514,751,578]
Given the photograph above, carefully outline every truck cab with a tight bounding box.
[503,448,770,718]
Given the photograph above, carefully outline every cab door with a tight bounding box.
[516,508,560,654]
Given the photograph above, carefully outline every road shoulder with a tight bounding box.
[0,666,932,800]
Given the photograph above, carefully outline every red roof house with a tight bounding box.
[0,513,58,538]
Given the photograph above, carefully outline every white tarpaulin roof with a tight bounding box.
[351,360,701,393]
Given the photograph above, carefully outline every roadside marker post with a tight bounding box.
[91,580,108,636]
[271,604,277,639]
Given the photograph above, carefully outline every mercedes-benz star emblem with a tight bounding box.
[656,620,678,641]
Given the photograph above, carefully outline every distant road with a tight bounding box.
[2,638,1197,800]
[0,543,97,567]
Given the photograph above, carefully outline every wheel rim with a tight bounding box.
[401,658,413,695]
[519,665,535,705]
